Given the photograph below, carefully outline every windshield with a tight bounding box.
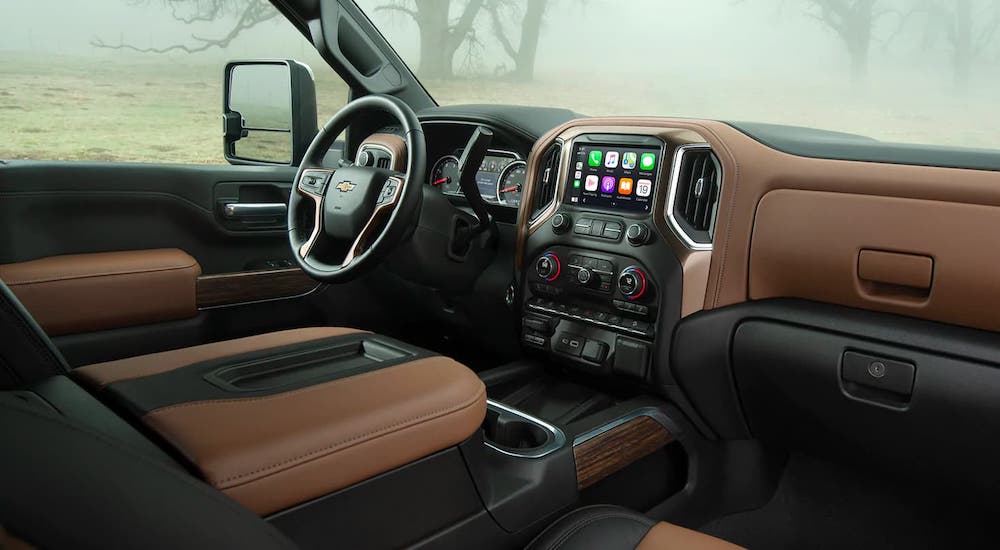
[356,0,1000,151]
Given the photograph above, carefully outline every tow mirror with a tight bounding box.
[223,60,317,166]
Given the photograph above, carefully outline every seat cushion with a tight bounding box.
[74,327,487,516]
[527,505,743,550]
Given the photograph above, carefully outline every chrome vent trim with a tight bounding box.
[666,143,722,250]
[530,141,562,221]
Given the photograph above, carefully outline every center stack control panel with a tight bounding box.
[521,132,677,381]
[522,241,657,379]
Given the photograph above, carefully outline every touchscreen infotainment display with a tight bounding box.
[565,143,660,212]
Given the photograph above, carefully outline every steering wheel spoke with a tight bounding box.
[296,169,335,259]
[342,176,406,267]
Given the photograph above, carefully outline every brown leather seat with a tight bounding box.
[526,505,743,550]
[73,326,488,515]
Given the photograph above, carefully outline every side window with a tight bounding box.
[0,0,349,164]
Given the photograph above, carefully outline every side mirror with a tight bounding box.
[223,60,318,166]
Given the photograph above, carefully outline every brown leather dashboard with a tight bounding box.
[0,248,200,336]
[517,117,1000,330]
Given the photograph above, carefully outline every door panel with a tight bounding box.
[0,160,353,365]
[0,162,295,274]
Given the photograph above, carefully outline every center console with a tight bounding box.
[520,132,683,386]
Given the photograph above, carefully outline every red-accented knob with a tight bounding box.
[618,266,648,299]
[535,252,561,282]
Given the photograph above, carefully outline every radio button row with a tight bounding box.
[571,218,624,241]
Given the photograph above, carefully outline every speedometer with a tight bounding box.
[429,155,461,195]
[496,160,526,207]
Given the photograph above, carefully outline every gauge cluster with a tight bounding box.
[413,120,533,210]
[429,149,525,208]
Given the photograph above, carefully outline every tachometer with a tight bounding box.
[496,160,526,207]
[430,155,461,195]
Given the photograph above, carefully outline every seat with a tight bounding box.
[526,505,743,550]
[71,326,487,515]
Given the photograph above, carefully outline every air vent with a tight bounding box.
[376,156,390,169]
[667,144,721,249]
[531,142,561,219]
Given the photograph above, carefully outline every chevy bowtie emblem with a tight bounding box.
[335,181,356,193]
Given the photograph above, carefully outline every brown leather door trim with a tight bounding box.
[0,249,200,336]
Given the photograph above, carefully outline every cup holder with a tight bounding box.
[482,401,565,458]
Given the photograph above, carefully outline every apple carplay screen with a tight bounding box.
[566,144,660,213]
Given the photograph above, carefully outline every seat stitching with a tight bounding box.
[209,385,485,485]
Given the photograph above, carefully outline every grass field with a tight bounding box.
[0,53,349,164]
[2,52,998,165]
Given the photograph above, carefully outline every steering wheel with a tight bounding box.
[288,94,426,283]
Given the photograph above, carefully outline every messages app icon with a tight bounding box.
[588,150,602,167]
[639,153,656,171]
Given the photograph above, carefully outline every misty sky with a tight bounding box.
[2,0,999,149]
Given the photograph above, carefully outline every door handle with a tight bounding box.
[223,203,287,219]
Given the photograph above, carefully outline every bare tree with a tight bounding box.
[486,0,547,81]
[91,0,277,54]
[805,0,880,85]
[376,0,487,79]
[925,0,999,88]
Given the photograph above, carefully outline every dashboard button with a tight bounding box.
[582,340,609,363]
[590,220,606,235]
[574,219,593,235]
[523,316,552,334]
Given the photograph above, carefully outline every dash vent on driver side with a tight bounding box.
[667,144,722,249]
[531,142,561,220]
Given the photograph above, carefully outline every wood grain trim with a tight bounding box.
[573,416,673,490]
[196,268,319,308]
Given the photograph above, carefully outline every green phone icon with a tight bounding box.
[639,153,655,171]
[574,179,581,188]
[588,150,602,167]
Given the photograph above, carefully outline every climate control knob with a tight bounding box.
[576,267,593,285]
[618,266,648,299]
[535,252,561,282]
